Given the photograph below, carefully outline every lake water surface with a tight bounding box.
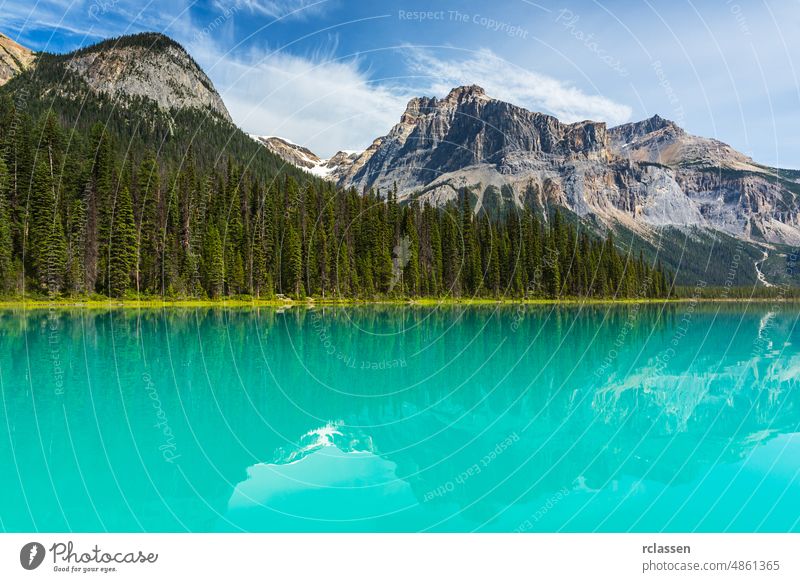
[1,303,798,532]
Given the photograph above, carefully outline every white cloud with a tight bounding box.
[405,47,633,126]
[192,42,412,158]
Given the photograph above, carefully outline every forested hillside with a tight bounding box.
[0,34,671,301]
[0,102,672,300]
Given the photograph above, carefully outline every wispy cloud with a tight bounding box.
[192,41,411,157]
[405,47,632,126]
[230,0,334,20]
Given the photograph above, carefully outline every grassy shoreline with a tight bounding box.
[0,295,797,310]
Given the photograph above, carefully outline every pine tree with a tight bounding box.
[28,157,66,292]
[0,157,13,292]
[43,217,67,295]
[335,239,351,296]
[489,234,501,296]
[427,204,443,295]
[65,185,87,294]
[108,186,137,297]
[398,206,419,295]
[285,221,303,297]
[373,200,393,293]
[506,211,524,295]
[162,177,181,295]
[441,203,459,295]
[203,225,224,298]
[86,123,116,294]
[542,219,561,299]
[604,231,623,296]
[263,186,277,290]
[319,190,335,297]
[251,207,268,298]
[136,152,160,294]
[460,191,480,294]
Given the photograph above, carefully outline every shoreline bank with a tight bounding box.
[0,296,797,310]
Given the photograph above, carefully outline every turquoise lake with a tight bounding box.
[0,304,798,532]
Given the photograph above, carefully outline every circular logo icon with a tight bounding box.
[20,542,46,570]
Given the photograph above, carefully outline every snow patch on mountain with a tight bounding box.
[251,135,360,182]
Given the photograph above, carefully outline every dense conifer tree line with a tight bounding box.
[0,98,670,300]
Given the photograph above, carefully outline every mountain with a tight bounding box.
[0,29,793,295]
[251,135,360,181]
[258,85,800,286]
[338,85,799,246]
[339,85,609,198]
[37,32,230,121]
[251,135,360,180]
[253,136,323,169]
[0,33,35,86]
[0,32,304,181]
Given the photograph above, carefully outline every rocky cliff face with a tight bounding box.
[62,33,231,121]
[604,117,800,244]
[338,85,609,196]
[0,33,35,86]
[609,114,764,172]
[321,150,360,182]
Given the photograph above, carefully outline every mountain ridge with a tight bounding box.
[255,85,800,251]
[2,31,231,121]
[253,85,800,286]
[250,135,359,181]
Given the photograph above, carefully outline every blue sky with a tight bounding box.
[3,0,799,166]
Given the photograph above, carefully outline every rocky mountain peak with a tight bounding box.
[444,84,488,103]
[646,113,679,130]
[608,113,764,172]
[400,85,490,123]
[400,95,437,123]
[610,114,683,146]
[339,85,609,195]
[0,32,35,86]
[61,32,231,121]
